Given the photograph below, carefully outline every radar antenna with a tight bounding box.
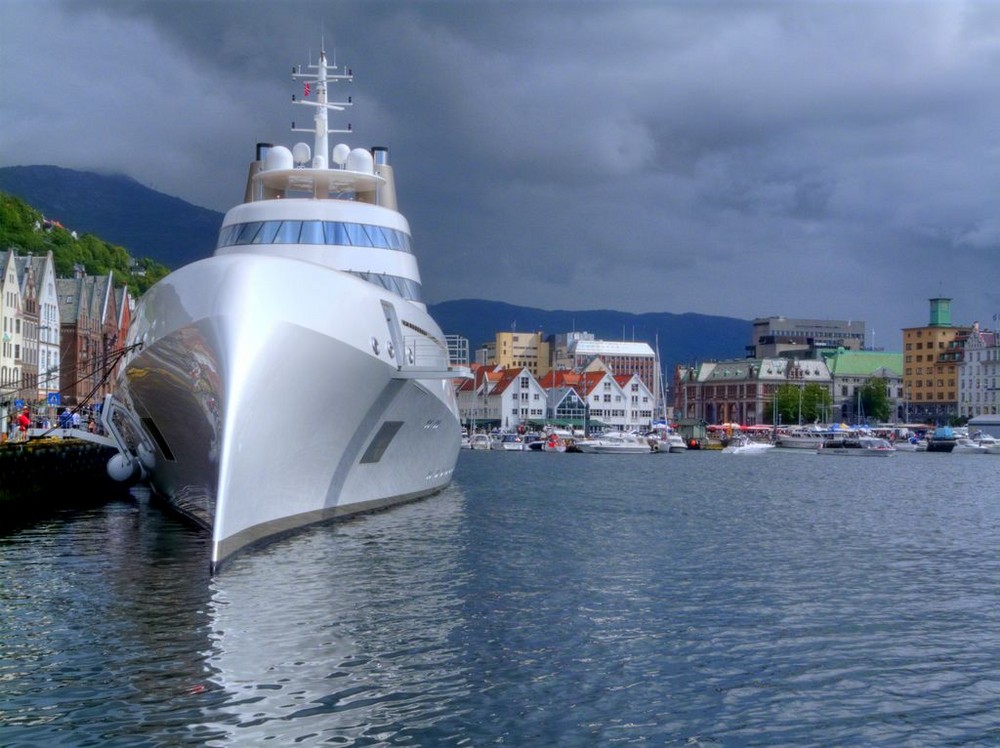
[291,48,353,168]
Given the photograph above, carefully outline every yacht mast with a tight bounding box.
[292,49,353,167]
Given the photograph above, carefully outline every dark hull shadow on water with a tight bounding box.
[2,453,1000,746]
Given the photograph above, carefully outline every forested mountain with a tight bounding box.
[0,192,170,296]
[0,165,220,270]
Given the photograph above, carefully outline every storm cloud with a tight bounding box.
[3,0,999,346]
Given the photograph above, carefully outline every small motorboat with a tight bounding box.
[722,436,775,455]
[542,432,569,452]
[817,436,895,456]
[893,437,927,452]
[953,437,988,454]
[575,432,654,454]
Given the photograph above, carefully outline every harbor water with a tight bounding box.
[2,449,999,746]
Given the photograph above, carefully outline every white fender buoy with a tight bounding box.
[137,441,155,471]
[107,453,139,483]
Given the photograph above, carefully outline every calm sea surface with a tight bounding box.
[2,449,999,746]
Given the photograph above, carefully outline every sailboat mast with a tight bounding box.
[654,333,666,423]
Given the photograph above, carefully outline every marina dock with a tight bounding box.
[0,431,130,514]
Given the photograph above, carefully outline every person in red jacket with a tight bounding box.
[16,408,31,442]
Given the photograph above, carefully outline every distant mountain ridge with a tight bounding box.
[430,299,750,377]
[0,165,221,269]
[0,165,751,374]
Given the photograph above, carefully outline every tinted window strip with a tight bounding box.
[218,221,412,253]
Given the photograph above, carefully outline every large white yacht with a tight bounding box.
[105,48,470,571]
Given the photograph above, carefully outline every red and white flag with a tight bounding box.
[303,83,311,97]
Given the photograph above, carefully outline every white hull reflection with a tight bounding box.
[197,488,468,742]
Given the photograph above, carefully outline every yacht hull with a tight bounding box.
[118,254,461,569]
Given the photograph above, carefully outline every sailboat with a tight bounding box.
[649,334,687,452]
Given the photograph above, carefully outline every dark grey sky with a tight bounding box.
[3,0,1000,348]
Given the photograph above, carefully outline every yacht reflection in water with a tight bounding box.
[195,485,470,744]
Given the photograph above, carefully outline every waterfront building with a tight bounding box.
[27,253,61,405]
[488,366,548,431]
[0,251,26,423]
[56,271,123,407]
[458,360,659,434]
[673,357,832,426]
[549,331,595,371]
[747,316,866,359]
[545,382,589,431]
[820,348,903,423]
[13,255,39,408]
[902,298,972,425]
[471,327,663,432]
[958,321,999,418]
[534,369,589,430]
[456,364,502,430]
[1,250,65,433]
[112,285,133,390]
[479,331,551,378]
[575,368,656,433]
[612,372,657,431]
[566,338,657,394]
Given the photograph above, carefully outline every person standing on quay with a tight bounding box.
[16,408,31,442]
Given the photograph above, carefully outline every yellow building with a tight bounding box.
[485,331,552,378]
[902,298,970,424]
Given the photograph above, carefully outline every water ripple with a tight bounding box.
[1,452,999,745]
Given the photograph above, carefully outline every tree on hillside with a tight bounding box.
[0,192,169,295]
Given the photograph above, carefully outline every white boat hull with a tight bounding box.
[575,439,653,454]
[775,436,825,449]
[816,443,895,456]
[118,254,461,569]
[667,436,688,453]
[722,442,775,455]
[953,439,989,454]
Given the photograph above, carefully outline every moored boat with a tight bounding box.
[575,432,654,454]
[952,437,989,454]
[774,427,826,450]
[103,46,471,571]
[664,432,689,453]
[492,433,527,451]
[816,435,895,456]
[469,433,492,450]
[892,437,927,452]
[721,435,775,455]
[648,426,688,453]
[541,430,572,452]
[926,426,958,453]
